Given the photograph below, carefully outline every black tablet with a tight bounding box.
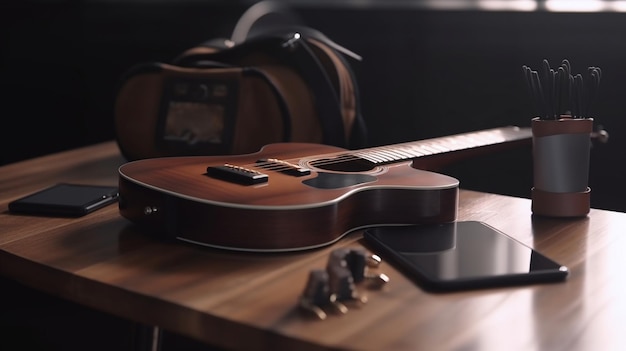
[363,221,568,292]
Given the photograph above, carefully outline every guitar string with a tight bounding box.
[218,129,515,173]
[233,136,492,172]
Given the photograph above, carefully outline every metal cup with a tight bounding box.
[531,116,593,217]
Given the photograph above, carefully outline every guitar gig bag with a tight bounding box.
[114,2,367,161]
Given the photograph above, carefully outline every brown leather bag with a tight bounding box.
[114,4,366,161]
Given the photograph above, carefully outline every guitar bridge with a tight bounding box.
[206,164,268,185]
[256,158,311,177]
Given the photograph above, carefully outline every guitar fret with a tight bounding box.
[400,145,429,157]
[415,144,441,154]
[356,152,386,163]
[383,148,415,160]
[374,149,403,162]
[424,142,450,153]
[369,151,393,162]
[404,145,429,157]
[455,139,475,149]
[458,136,482,147]
[440,138,464,149]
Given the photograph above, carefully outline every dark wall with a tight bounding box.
[0,1,245,164]
[2,1,624,211]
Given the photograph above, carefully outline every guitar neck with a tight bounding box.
[360,126,532,171]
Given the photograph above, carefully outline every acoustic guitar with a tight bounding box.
[118,126,531,252]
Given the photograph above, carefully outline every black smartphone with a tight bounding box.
[8,183,119,217]
[363,221,568,292]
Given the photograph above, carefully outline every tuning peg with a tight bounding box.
[300,247,389,319]
[364,272,390,289]
[367,253,382,268]
[327,263,367,306]
[327,248,383,284]
[298,269,331,320]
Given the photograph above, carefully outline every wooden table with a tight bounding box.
[1,141,625,351]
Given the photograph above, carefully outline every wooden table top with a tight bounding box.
[1,141,625,351]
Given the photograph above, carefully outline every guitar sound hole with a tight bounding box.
[303,172,377,189]
[310,156,375,172]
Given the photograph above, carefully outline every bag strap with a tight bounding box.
[284,34,349,147]
[243,67,293,142]
[280,31,366,148]
[228,1,366,148]
[304,36,367,149]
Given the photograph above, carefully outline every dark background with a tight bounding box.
[1,0,624,213]
[1,1,625,349]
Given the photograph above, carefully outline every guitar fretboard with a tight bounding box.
[353,126,531,164]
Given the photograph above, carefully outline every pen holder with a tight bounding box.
[531,116,593,217]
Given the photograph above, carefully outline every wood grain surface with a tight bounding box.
[1,141,625,351]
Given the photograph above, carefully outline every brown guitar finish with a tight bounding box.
[118,126,531,252]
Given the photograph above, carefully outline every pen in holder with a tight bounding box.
[531,116,592,217]
[522,58,601,217]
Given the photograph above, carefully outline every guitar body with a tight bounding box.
[118,142,459,251]
[118,126,532,251]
